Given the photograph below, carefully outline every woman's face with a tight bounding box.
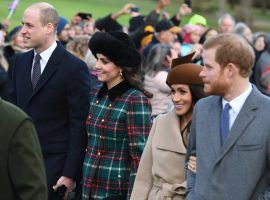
[205,29,218,40]
[171,84,193,116]
[190,29,201,44]
[95,53,123,88]
[254,36,265,51]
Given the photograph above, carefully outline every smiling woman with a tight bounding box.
[82,31,152,200]
[131,52,206,200]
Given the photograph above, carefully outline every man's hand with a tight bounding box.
[179,3,192,17]
[156,0,170,13]
[53,176,75,200]
[122,3,136,14]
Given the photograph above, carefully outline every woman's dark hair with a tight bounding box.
[122,65,153,98]
[199,28,215,44]
[189,85,206,104]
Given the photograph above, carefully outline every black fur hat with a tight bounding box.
[89,31,142,71]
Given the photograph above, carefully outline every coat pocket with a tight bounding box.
[236,144,263,151]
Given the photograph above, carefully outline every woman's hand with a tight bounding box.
[188,156,196,173]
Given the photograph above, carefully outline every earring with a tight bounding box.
[120,71,123,76]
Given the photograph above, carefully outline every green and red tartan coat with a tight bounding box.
[82,81,152,200]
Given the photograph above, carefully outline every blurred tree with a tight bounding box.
[236,0,253,27]
[227,0,239,10]
[219,0,226,14]
[261,0,267,14]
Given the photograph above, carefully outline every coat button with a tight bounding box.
[118,175,121,178]
[101,119,105,122]
[96,100,99,104]
[97,152,101,156]
[85,148,88,152]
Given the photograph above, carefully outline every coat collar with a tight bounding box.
[155,109,187,154]
[97,80,133,101]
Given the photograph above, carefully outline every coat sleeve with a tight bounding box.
[62,61,91,180]
[9,119,47,200]
[186,103,198,200]
[256,129,270,199]
[130,115,158,200]
[126,94,152,198]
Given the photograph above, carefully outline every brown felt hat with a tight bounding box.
[166,52,204,87]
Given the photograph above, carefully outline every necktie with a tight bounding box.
[32,54,41,89]
[220,103,231,145]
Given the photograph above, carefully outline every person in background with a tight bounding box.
[218,13,235,34]
[198,28,218,45]
[180,24,203,65]
[4,26,28,80]
[66,35,90,61]
[259,66,270,96]
[144,43,176,117]
[249,32,266,84]
[131,52,205,200]
[143,19,180,57]
[0,49,10,100]
[0,98,47,200]
[253,32,266,53]
[254,34,270,91]
[56,16,69,47]
[186,33,270,200]
[0,24,7,47]
[82,31,152,200]
[11,2,91,199]
[188,14,207,33]
[233,22,253,44]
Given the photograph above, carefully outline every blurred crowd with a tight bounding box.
[0,0,270,102]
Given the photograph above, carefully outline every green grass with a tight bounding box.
[0,0,269,32]
[0,0,180,30]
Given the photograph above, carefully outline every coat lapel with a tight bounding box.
[156,109,187,154]
[24,50,34,91]
[209,97,223,157]
[216,87,259,163]
[30,43,64,98]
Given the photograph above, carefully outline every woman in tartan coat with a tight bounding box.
[82,31,152,200]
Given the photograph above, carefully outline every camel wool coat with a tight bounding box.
[131,109,187,200]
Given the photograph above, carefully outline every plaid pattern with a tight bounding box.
[82,83,152,200]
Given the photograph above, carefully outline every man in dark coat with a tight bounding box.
[0,98,47,200]
[11,2,91,199]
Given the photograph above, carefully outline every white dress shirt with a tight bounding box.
[222,83,252,130]
[31,41,57,76]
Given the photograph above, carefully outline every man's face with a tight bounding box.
[200,48,229,96]
[159,30,177,44]
[21,7,47,52]
[219,17,234,33]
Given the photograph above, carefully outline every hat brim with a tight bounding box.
[169,26,181,33]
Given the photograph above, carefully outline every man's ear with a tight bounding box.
[45,23,55,34]
[226,63,239,78]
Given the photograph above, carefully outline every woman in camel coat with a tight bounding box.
[131,52,205,200]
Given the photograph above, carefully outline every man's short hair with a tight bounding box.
[203,33,255,77]
[30,2,59,30]
[218,13,235,26]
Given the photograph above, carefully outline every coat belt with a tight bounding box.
[153,181,186,200]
